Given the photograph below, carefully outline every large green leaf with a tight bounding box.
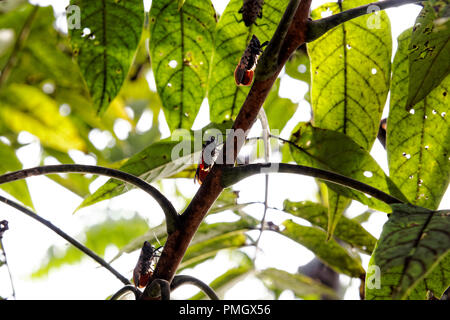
[406,0,450,108]
[308,0,392,150]
[149,0,216,131]
[0,142,33,209]
[0,84,87,152]
[208,0,288,122]
[78,121,232,210]
[289,123,407,212]
[387,29,450,210]
[308,0,392,237]
[69,0,144,114]
[32,215,149,278]
[258,268,339,300]
[366,204,450,300]
[281,219,365,278]
[283,200,376,254]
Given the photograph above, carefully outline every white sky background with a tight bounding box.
[0,0,446,300]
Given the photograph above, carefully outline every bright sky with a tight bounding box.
[1,0,445,301]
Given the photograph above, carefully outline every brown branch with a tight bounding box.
[143,0,313,298]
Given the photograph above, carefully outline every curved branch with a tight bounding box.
[221,163,404,205]
[170,275,220,300]
[0,165,179,233]
[306,0,424,42]
[110,285,142,300]
[0,194,130,285]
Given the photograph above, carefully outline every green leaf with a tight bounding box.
[0,84,87,152]
[308,0,392,150]
[308,0,392,240]
[263,78,298,132]
[365,204,450,300]
[406,0,450,108]
[289,123,407,212]
[281,219,365,278]
[78,121,232,210]
[258,268,339,300]
[32,214,149,278]
[285,46,311,84]
[149,0,216,131]
[189,252,254,300]
[283,200,377,254]
[69,0,144,114]
[179,232,247,270]
[387,29,450,210]
[0,142,34,209]
[208,0,288,122]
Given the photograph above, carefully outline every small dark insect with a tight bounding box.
[234,35,268,86]
[133,241,162,288]
[239,0,264,27]
[194,136,217,185]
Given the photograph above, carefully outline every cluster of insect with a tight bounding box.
[131,2,270,285]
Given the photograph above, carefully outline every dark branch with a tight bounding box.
[0,194,130,285]
[171,275,220,300]
[306,0,424,42]
[0,164,179,233]
[377,118,387,149]
[221,163,404,205]
[110,285,142,300]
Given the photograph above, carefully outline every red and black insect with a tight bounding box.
[239,0,265,27]
[194,136,217,185]
[234,35,268,86]
[133,241,162,288]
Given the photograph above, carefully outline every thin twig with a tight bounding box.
[306,0,424,42]
[170,275,220,300]
[221,163,405,205]
[0,164,179,233]
[110,285,142,300]
[0,194,130,285]
[0,221,16,299]
[0,6,39,87]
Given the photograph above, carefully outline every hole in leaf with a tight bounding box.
[442,112,446,117]
[409,109,415,114]
[402,152,411,159]
[298,64,307,73]
[371,68,377,75]
[346,44,352,50]
[59,104,71,116]
[168,60,178,68]
[432,109,437,114]
[81,27,91,37]
[363,171,373,178]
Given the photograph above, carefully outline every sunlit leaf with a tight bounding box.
[208,0,288,122]
[387,29,450,210]
[258,268,339,300]
[149,0,216,131]
[366,204,450,300]
[78,121,232,210]
[0,142,34,209]
[69,0,145,114]
[0,84,86,152]
[406,0,450,108]
[281,219,365,278]
[308,0,392,238]
[285,45,311,84]
[289,123,407,212]
[283,200,376,254]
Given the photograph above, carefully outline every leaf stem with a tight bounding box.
[0,194,130,285]
[306,0,424,42]
[221,163,404,205]
[0,165,179,233]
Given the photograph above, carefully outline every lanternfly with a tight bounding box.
[133,241,162,288]
[194,136,217,185]
[239,0,265,27]
[234,35,268,86]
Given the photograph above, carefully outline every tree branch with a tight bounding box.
[0,194,130,285]
[0,164,179,233]
[170,275,220,300]
[306,0,424,42]
[143,0,313,298]
[221,163,404,205]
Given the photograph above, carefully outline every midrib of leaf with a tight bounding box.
[100,0,107,109]
[179,6,185,128]
[339,0,348,136]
